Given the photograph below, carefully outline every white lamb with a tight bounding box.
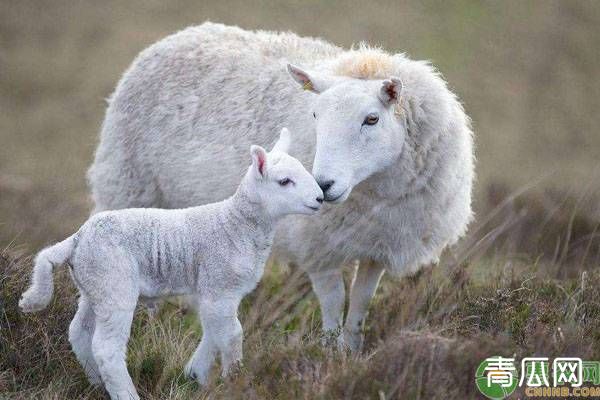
[19,128,323,400]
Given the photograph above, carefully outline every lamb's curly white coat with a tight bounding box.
[88,22,474,350]
[20,133,324,400]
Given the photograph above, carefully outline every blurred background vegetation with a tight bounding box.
[1,0,599,248]
[1,1,600,399]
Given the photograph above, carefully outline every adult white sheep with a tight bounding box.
[88,22,474,351]
[20,129,323,399]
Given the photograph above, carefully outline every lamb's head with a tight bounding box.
[288,64,406,203]
[247,128,324,218]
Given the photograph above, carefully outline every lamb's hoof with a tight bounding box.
[184,363,208,386]
[84,370,103,387]
[223,360,245,381]
[18,296,44,313]
[144,301,159,319]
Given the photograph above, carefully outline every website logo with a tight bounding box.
[476,356,518,399]
[476,356,600,398]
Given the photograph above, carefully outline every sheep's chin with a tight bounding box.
[326,187,351,204]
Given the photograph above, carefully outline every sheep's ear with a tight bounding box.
[250,145,268,178]
[379,77,403,106]
[287,64,332,94]
[271,127,291,154]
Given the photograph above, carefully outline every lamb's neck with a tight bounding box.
[225,179,275,244]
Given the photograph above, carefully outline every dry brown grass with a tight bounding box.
[1,0,599,249]
[3,221,600,399]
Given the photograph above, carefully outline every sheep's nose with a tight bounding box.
[316,196,324,204]
[318,180,335,193]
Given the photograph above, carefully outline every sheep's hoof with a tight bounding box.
[340,329,363,353]
[320,327,343,348]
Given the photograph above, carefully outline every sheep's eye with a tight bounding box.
[363,113,379,126]
[313,112,317,119]
[278,178,292,186]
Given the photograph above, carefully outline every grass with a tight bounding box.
[1,1,600,248]
[2,191,600,399]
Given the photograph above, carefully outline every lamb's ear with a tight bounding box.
[379,77,403,106]
[250,145,268,178]
[271,127,291,154]
[287,64,332,94]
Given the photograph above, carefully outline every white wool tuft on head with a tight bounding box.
[332,43,396,79]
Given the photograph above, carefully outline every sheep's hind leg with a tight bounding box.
[308,268,345,347]
[343,260,385,352]
[69,295,102,385]
[91,307,138,400]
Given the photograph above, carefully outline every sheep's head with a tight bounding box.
[249,128,323,218]
[287,63,406,203]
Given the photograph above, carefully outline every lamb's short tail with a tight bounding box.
[19,235,75,313]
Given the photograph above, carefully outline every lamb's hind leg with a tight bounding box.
[69,295,102,385]
[308,268,345,347]
[91,307,138,400]
[343,260,385,352]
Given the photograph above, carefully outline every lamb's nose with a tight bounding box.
[316,196,324,204]
[318,180,335,193]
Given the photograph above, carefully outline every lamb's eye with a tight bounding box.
[313,112,317,119]
[363,113,379,126]
[278,178,292,186]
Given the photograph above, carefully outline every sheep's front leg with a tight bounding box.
[343,260,385,352]
[309,269,345,347]
[91,308,138,400]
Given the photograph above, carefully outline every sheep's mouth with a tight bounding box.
[325,188,349,203]
[304,205,320,212]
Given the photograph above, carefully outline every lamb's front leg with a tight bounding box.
[188,298,243,383]
[185,298,218,385]
[308,268,345,347]
[212,300,243,376]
